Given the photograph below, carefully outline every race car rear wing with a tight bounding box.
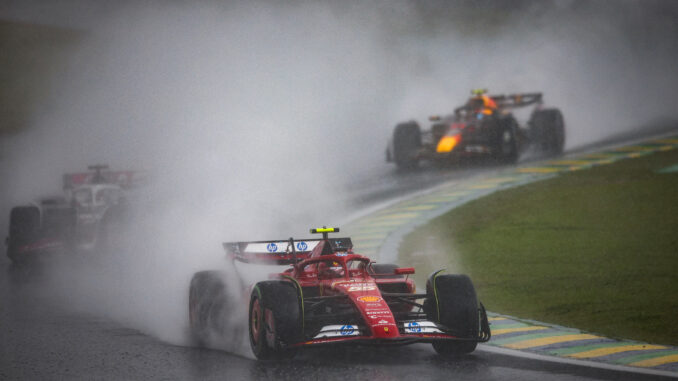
[491,92,543,108]
[63,165,148,190]
[224,236,353,265]
[224,239,319,265]
[454,92,543,114]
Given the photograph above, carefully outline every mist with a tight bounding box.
[1,0,677,353]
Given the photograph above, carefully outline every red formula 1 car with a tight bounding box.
[188,227,490,360]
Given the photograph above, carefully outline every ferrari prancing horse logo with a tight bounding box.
[358,296,381,302]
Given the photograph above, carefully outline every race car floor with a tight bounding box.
[342,135,678,374]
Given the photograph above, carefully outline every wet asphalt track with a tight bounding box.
[2,127,678,380]
[1,266,672,381]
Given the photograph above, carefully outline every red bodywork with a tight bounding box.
[286,249,411,345]
[226,236,478,347]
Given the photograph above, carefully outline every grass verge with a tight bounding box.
[400,148,678,345]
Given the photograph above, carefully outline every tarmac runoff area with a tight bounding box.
[342,136,678,375]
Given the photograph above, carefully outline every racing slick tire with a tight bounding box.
[493,119,519,164]
[249,280,302,360]
[392,122,422,170]
[529,108,565,155]
[6,206,41,264]
[189,270,233,346]
[425,273,480,355]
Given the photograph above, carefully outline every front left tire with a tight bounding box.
[392,122,422,170]
[249,280,302,360]
[6,206,41,263]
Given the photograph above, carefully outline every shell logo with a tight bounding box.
[358,296,381,302]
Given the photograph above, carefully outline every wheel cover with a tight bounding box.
[264,309,276,348]
[251,298,262,345]
[501,130,514,154]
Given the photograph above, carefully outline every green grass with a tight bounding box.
[400,148,678,345]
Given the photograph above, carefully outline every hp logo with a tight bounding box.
[407,322,422,333]
[340,325,355,336]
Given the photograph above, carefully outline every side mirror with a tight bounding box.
[394,267,415,275]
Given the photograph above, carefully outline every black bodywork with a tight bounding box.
[387,92,565,169]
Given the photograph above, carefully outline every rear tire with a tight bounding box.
[368,263,403,279]
[530,109,565,155]
[425,273,480,355]
[249,280,302,360]
[392,122,422,170]
[189,271,230,346]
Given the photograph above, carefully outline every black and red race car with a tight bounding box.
[5,165,143,263]
[188,227,490,360]
[386,91,565,169]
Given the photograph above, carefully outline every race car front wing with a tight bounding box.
[293,293,491,348]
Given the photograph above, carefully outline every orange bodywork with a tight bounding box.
[482,95,497,109]
[480,95,497,115]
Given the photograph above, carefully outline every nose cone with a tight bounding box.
[372,323,398,339]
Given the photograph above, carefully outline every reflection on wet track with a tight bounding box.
[0,265,670,380]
